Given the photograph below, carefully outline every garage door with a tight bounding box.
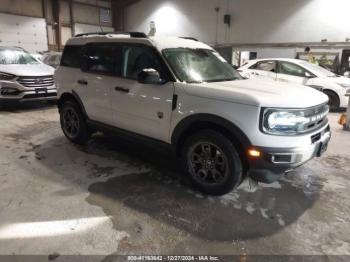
[0,13,48,53]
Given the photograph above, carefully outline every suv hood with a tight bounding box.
[0,64,54,76]
[183,79,328,108]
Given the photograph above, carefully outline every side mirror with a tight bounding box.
[305,72,314,78]
[344,71,350,77]
[138,68,165,85]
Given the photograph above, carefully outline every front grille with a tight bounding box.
[310,125,330,144]
[22,92,57,99]
[301,104,329,133]
[17,75,54,88]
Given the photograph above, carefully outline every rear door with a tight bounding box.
[247,60,277,81]
[76,43,121,125]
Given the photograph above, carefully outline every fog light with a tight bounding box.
[1,87,20,95]
[248,148,261,158]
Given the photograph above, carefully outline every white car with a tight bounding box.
[0,46,57,104]
[55,33,330,195]
[31,53,43,62]
[42,52,62,69]
[238,58,350,110]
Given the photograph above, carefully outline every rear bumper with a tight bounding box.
[248,125,331,183]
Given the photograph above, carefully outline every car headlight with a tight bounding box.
[262,107,328,135]
[0,72,16,80]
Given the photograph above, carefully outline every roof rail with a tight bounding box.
[179,37,199,41]
[74,32,147,38]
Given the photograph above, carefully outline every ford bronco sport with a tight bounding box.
[55,32,331,195]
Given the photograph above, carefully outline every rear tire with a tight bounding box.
[324,90,340,111]
[60,100,90,144]
[181,130,243,195]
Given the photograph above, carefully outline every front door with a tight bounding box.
[276,61,312,85]
[110,44,174,142]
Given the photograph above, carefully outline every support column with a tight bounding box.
[52,0,62,51]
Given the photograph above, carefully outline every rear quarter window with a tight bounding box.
[61,45,84,68]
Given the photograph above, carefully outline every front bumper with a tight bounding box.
[0,79,57,102]
[248,124,331,183]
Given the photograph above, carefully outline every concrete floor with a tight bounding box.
[0,102,349,261]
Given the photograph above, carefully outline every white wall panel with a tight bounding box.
[61,26,73,45]
[0,13,48,52]
[125,0,350,45]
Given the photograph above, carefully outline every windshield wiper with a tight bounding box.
[186,80,203,84]
[206,77,240,83]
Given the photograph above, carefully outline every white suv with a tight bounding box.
[0,47,57,104]
[55,32,331,195]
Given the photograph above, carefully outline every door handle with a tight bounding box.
[77,79,88,85]
[114,86,129,93]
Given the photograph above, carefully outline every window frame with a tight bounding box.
[249,60,277,73]
[79,42,175,83]
[61,45,84,68]
[120,43,174,82]
[82,43,122,77]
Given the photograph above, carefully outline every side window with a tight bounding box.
[122,45,163,79]
[86,44,122,75]
[250,61,277,72]
[61,45,84,68]
[279,62,307,77]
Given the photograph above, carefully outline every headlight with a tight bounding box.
[0,72,16,80]
[262,106,328,135]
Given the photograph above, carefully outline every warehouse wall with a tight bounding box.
[0,0,47,52]
[0,13,47,52]
[0,0,114,51]
[0,0,43,17]
[125,0,350,45]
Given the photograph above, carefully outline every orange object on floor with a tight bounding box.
[339,114,347,126]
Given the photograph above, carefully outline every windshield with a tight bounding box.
[163,48,242,83]
[298,60,337,77]
[0,49,39,65]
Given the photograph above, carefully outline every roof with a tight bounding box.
[65,34,213,51]
[248,58,305,64]
[149,36,213,51]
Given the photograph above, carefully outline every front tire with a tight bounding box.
[181,130,243,195]
[60,100,90,144]
[324,90,340,111]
